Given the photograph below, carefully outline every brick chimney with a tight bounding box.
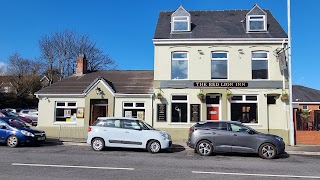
[76,54,87,76]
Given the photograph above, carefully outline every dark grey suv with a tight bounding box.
[187,121,285,159]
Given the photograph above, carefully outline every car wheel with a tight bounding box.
[7,135,19,148]
[196,140,213,156]
[91,138,105,151]
[147,140,161,153]
[259,143,277,159]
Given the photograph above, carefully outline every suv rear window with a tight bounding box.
[195,122,228,131]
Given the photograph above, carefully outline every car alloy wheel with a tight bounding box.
[91,138,105,151]
[196,140,213,156]
[259,143,277,159]
[7,135,19,148]
[147,140,161,153]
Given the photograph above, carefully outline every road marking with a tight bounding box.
[192,171,320,179]
[12,163,134,171]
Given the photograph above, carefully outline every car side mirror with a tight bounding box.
[247,129,255,134]
[0,125,6,129]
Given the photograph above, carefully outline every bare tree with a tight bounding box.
[39,30,116,83]
[7,53,42,98]
[39,35,56,84]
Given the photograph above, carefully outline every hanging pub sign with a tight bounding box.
[190,104,200,122]
[194,82,248,87]
[157,104,166,122]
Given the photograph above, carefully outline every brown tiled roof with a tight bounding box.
[35,70,154,95]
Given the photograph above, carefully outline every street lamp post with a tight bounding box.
[287,0,295,146]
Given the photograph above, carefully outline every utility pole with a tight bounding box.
[287,0,295,146]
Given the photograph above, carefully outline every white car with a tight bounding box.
[19,109,38,125]
[87,117,172,153]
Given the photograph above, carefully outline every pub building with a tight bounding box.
[152,4,290,143]
[35,4,291,144]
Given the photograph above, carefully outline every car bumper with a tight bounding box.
[161,139,172,149]
[277,141,286,154]
[20,136,46,144]
[187,140,195,149]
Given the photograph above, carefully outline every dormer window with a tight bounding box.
[246,4,267,32]
[172,16,190,31]
[248,15,266,31]
[171,6,191,32]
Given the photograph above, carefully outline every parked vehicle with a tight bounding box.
[0,117,46,147]
[87,117,172,153]
[0,110,34,125]
[19,109,38,125]
[187,121,285,159]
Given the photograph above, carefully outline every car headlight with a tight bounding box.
[21,130,34,137]
[160,132,171,140]
[275,136,283,142]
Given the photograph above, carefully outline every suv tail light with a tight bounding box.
[88,127,92,132]
[189,127,194,133]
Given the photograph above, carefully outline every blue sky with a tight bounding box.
[0,0,318,89]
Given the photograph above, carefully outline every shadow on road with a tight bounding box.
[210,152,290,159]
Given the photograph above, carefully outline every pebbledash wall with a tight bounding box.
[152,44,290,143]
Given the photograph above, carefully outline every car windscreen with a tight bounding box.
[7,118,30,128]
[138,121,155,130]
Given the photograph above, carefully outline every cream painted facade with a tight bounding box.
[154,44,284,81]
[152,42,290,143]
[36,79,154,139]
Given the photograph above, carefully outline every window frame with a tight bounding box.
[171,52,189,80]
[54,101,77,123]
[122,102,145,120]
[211,51,229,80]
[247,15,267,32]
[252,51,269,80]
[170,94,189,124]
[230,95,259,124]
[302,105,308,110]
[172,16,190,32]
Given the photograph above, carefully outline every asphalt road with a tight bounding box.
[1,142,320,180]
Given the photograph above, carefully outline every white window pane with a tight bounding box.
[252,52,268,58]
[174,17,188,20]
[174,22,188,31]
[211,60,227,79]
[172,53,187,59]
[250,21,264,30]
[172,60,188,79]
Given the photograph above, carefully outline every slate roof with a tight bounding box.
[35,70,154,95]
[154,9,287,39]
[293,85,320,102]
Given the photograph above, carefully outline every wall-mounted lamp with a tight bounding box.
[238,49,244,54]
[198,50,204,55]
[95,87,103,95]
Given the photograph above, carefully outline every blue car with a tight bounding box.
[0,117,46,147]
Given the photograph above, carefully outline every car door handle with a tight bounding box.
[102,129,108,131]
[233,134,237,136]
[125,131,129,133]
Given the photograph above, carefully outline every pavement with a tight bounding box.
[45,137,320,156]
